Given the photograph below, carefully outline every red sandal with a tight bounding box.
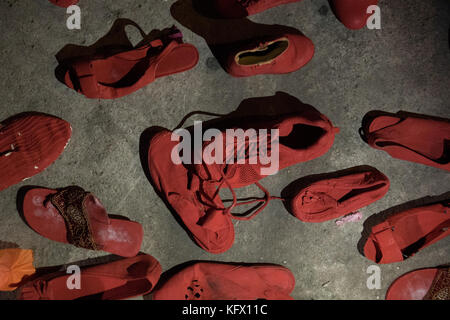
[21,186,143,257]
[0,112,72,192]
[19,254,162,300]
[152,262,295,300]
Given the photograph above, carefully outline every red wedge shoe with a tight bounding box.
[288,166,390,223]
[152,262,295,300]
[386,267,449,300]
[62,25,199,99]
[0,112,72,192]
[331,0,379,30]
[361,111,450,171]
[19,255,162,300]
[21,186,144,257]
[214,0,302,18]
[49,0,79,8]
[363,201,450,264]
[224,32,314,77]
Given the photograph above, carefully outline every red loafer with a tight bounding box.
[331,0,379,30]
[214,0,302,18]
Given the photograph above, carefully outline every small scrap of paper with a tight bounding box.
[335,211,363,226]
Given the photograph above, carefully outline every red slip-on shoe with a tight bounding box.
[49,0,79,8]
[288,166,390,223]
[147,129,235,254]
[21,186,144,257]
[363,201,450,264]
[63,25,199,99]
[386,267,450,300]
[214,0,302,18]
[151,262,295,300]
[224,32,314,77]
[0,112,72,192]
[360,111,450,172]
[331,0,379,30]
[19,255,162,300]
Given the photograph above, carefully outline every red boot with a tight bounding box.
[214,0,302,18]
[331,0,379,30]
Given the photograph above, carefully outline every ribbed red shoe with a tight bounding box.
[0,112,71,192]
[224,32,314,77]
[288,166,390,223]
[331,0,379,30]
[49,0,79,7]
[19,255,162,300]
[214,0,302,18]
[151,262,295,300]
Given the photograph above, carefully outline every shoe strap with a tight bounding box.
[424,268,450,300]
[371,222,404,263]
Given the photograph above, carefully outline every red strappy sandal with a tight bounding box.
[151,262,295,300]
[363,201,450,264]
[0,112,72,192]
[19,255,162,300]
[21,186,143,257]
[386,267,450,300]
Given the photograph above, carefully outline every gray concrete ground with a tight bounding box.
[0,0,449,300]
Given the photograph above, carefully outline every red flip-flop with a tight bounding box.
[386,267,449,300]
[63,25,199,99]
[361,111,450,171]
[49,0,79,8]
[363,201,450,264]
[19,254,162,300]
[151,262,295,300]
[288,166,390,223]
[0,112,72,192]
[21,186,143,257]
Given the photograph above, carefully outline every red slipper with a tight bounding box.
[19,255,162,300]
[331,0,379,30]
[361,111,450,171]
[288,166,390,223]
[0,112,72,192]
[22,186,144,257]
[63,25,199,99]
[386,267,450,300]
[214,0,302,18]
[363,201,450,264]
[49,0,79,8]
[151,262,295,300]
[224,32,314,77]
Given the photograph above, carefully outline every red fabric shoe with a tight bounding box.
[386,267,450,300]
[62,25,199,99]
[19,255,162,300]
[0,112,72,192]
[21,186,144,257]
[287,166,390,223]
[360,111,450,171]
[151,262,295,300]
[363,201,450,264]
[214,0,302,18]
[49,0,79,8]
[224,32,314,77]
[331,0,379,30]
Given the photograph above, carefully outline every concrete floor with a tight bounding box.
[0,0,449,300]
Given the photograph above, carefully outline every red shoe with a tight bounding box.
[386,267,450,300]
[21,186,144,257]
[0,113,71,192]
[62,25,199,99]
[363,201,450,264]
[287,166,390,223]
[19,255,162,300]
[360,111,450,171]
[49,0,79,8]
[224,32,314,77]
[151,262,295,300]
[214,0,302,18]
[331,0,379,30]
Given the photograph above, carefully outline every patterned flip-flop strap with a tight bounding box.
[424,268,450,300]
[50,186,98,250]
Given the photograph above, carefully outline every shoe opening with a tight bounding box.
[237,39,289,66]
[279,124,326,150]
[338,183,387,203]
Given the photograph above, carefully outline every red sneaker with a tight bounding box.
[19,255,162,300]
[224,32,314,77]
[214,0,302,18]
[151,262,295,300]
[287,166,390,223]
[49,0,79,8]
[0,112,71,192]
[331,0,379,30]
